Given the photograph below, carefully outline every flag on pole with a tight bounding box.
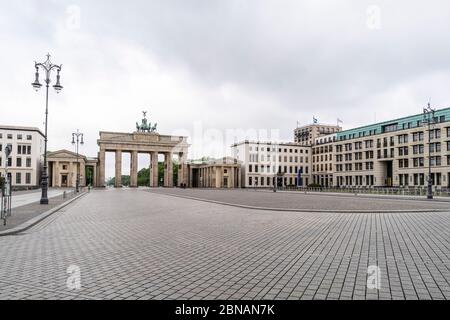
[337,118,343,126]
[313,117,318,124]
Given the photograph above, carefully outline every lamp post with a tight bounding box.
[1,145,12,226]
[32,54,63,204]
[72,130,84,193]
[423,103,436,200]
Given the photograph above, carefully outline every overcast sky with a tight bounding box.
[2,0,450,178]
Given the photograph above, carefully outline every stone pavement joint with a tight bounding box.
[0,188,448,300]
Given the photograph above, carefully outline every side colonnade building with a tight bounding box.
[187,157,241,188]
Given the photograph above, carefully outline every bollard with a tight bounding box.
[63,191,66,199]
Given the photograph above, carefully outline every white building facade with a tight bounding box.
[0,125,45,189]
[312,133,337,187]
[231,141,311,188]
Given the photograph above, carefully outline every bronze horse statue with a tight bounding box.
[136,111,157,133]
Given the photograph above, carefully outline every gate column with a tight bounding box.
[98,148,105,187]
[115,150,122,188]
[130,150,138,188]
[151,151,158,187]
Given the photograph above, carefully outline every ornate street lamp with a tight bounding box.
[423,103,436,200]
[32,54,63,204]
[72,130,84,193]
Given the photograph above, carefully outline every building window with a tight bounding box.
[7,157,12,167]
[26,158,31,167]
[16,172,21,184]
[17,134,22,140]
[16,157,22,167]
[27,135,32,140]
[17,145,22,154]
[27,145,31,154]
[26,173,31,184]
[7,134,12,139]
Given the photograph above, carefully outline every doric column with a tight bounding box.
[203,168,206,187]
[68,162,74,187]
[92,164,97,187]
[189,167,193,187]
[53,161,59,187]
[237,168,240,188]
[215,167,219,188]
[167,152,173,187]
[209,167,212,187]
[178,152,186,187]
[115,150,122,188]
[230,166,235,188]
[151,152,158,187]
[80,160,86,187]
[98,148,106,187]
[163,153,168,187]
[130,150,138,188]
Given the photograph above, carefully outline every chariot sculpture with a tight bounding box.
[136,111,157,133]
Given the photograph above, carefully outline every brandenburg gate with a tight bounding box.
[96,113,189,188]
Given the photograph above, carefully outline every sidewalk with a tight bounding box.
[0,190,80,232]
[275,189,450,202]
[10,188,70,209]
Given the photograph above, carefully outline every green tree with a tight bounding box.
[107,160,179,187]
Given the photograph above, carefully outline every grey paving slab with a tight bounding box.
[0,188,448,300]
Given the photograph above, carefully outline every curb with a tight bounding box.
[0,192,88,237]
[146,191,449,213]
[274,189,450,203]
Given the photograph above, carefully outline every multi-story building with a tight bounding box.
[231,141,311,188]
[333,107,450,188]
[0,125,45,189]
[294,123,341,146]
[312,134,337,187]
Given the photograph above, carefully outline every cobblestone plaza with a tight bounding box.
[0,189,449,300]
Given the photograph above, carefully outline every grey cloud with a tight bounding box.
[2,0,450,163]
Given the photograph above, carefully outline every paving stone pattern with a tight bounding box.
[0,189,449,300]
[147,188,450,211]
